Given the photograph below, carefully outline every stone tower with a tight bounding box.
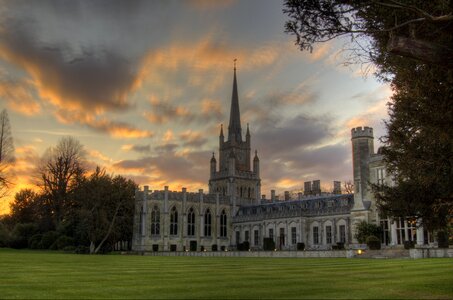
[350,126,374,243]
[208,64,261,206]
[351,126,374,210]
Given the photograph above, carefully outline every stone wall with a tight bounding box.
[142,250,347,258]
[410,248,453,259]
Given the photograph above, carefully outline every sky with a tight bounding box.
[0,0,391,213]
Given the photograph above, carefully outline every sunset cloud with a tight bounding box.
[55,109,153,138]
[0,77,41,116]
[0,22,138,114]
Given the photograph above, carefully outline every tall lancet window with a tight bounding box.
[187,207,196,236]
[204,209,212,237]
[220,209,227,238]
[170,206,178,236]
[151,205,160,236]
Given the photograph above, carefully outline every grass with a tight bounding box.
[0,249,452,299]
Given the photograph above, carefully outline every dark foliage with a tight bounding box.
[297,242,305,250]
[403,240,415,249]
[2,138,137,253]
[263,238,276,251]
[366,235,381,250]
[355,221,382,244]
[437,231,449,248]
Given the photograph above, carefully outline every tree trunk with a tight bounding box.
[93,201,122,254]
[387,35,453,68]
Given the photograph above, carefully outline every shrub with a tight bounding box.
[355,221,382,244]
[28,234,43,249]
[263,238,275,251]
[242,241,250,251]
[50,235,74,250]
[437,231,449,248]
[403,240,415,249]
[10,223,38,249]
[200,245,205,252]
[336,242,345,250]
[75,245,90,254]
[63,245,76,253]
[41,231,59,249]
[0,223,11,247]
[297,242,305,250]
[366,235,381,250]
[211,244,218,251]
[220,246,226,251]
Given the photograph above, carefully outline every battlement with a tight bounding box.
[135,186,230,204]
[351,126,373,139]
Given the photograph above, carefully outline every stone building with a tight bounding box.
[132,67,434,252]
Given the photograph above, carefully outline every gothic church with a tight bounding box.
[132,66,432,252]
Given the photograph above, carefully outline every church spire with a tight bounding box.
[228,59,242,143]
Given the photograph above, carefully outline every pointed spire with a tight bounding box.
[246,123,250,136]
[228,59,242,143]
[254,149,259,161]
[220,124,224,137]
[211,152,216,162]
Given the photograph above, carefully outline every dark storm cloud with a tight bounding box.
[144,100,195,125]
[243,89,318,126]
[253,115,330,158]
[0,20,137,112]
[251,113,352,190]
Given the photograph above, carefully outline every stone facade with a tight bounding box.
[132,67,437,252]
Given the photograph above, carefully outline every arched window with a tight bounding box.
[151,205,160,235]
[220,209,227,237]
[187,207,195,236]
[204,209,212,237]
[170,207,178,235]
[139,206,144,235]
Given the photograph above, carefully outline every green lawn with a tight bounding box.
[0,249,452,299]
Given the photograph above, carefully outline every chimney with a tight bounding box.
[333,181,342,194]
[304,181,312,195]
[312,180,321,195]
[284,191,290,201]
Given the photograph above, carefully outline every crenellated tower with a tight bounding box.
[351,126,374,210]
[209,63,261,206]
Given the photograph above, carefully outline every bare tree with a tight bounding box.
[38,136,86,227]
[343,180,354,194]
[0,109,15,198]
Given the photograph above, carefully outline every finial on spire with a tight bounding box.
[234,58,237,71]
[254,149,259,161]
[220,124,224,136]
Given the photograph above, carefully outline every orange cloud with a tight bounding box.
[0,77,40,116]
[201,98,223,116]
[163,130,174,143]
[136,36,281,90]
[56,109,153,139]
